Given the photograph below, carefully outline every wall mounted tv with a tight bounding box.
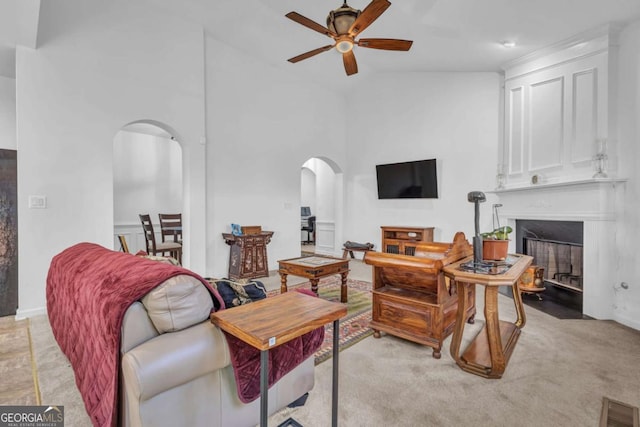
[376,158,438,199]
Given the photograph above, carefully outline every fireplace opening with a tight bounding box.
[522,237,583,293]
[514,219,584,316]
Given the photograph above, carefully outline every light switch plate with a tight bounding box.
[28,195,47,209]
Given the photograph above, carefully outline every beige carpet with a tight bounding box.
[25,261,640,426]
[0,316,39,406]
[269,292,640,427]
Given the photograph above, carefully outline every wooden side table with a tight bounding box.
[222,231,273,279]
[278,256,350,303]
[211,292,347,427]
[443,254,533,379]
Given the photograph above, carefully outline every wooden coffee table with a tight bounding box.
[278,255,350,303]
[211,291,347,427]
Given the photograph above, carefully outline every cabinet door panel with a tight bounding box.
[572,69,597,163]
[507,86,525,175]
[529,77,564,171]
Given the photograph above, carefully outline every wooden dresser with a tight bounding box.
[364,232,475,359]
[222,231,273,280]
[380,226,434,256]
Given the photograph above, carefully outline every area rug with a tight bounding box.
[268,277,373,365]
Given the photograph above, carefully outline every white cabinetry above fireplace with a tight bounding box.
[501,26,619,188]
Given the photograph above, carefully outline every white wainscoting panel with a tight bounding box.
[314,220,337,257]
[114,223,155,254]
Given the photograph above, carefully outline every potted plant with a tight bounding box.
[480,204,512,260]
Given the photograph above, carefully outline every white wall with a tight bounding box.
[344,72,502,248]
[113,131,182,225]
[614,20,640,328]
[15,0,206,317]
[300,167,316,216]
[204,37,348,278]
[0,76,16,150]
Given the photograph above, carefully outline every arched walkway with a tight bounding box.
[300,157,344,256]
[113,120,183,256]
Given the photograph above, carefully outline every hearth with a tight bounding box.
[516,219,584,313]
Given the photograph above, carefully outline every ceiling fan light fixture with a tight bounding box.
[286,0,412,76]
[336,39,354,53]
[327,2,361,35]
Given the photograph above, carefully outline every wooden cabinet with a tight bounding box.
[222,232,273,280]
[381,226,434,256]
[364,232,475,359]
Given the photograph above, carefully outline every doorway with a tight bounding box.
[300,157,344,257]
[112,121,183,255]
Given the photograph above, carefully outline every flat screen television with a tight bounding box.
[376,159,438,199]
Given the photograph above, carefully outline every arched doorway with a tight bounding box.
[300,157,344,256]
[112,121,183,256]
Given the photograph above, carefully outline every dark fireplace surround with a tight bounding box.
[516,219,584,312]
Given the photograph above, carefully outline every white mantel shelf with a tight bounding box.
[488,178,627,194]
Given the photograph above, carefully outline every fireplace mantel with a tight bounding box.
[488,177,627,195]
[492,176,625,320]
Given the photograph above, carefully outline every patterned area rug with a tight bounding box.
[268,277,373,365]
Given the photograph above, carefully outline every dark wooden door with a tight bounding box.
[0,149,18,316]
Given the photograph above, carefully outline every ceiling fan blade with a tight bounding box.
[287,45,334,63]
[286,12,337,38]
[348,0,391,36]
[358,38,413,51]
[343,50,358,76]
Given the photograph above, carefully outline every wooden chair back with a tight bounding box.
[139,214,157,253]
[158,213,182,243]
[118,235,130,253]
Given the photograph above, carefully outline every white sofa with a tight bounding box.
[118,274,315,427]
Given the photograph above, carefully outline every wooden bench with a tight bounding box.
[342,241,375,259]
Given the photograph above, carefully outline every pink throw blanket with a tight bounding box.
[46,243,225,427]
[46,243,324,426]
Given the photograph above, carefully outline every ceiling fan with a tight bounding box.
[285,0,413,76]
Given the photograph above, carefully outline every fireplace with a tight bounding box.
[495,178,624,320]
[516,220,584,313]
[516,220,583,291]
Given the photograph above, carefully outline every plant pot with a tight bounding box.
[482,239,509,261]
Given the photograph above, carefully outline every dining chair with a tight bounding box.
[118,235,130,253]
[139,214,182,264]
[158,213,182,244]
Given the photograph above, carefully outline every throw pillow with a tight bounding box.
[212,279,267,308]
[141,275,213,333]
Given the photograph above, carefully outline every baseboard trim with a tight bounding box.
[614,313,640,331]
[15,306,47,320]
